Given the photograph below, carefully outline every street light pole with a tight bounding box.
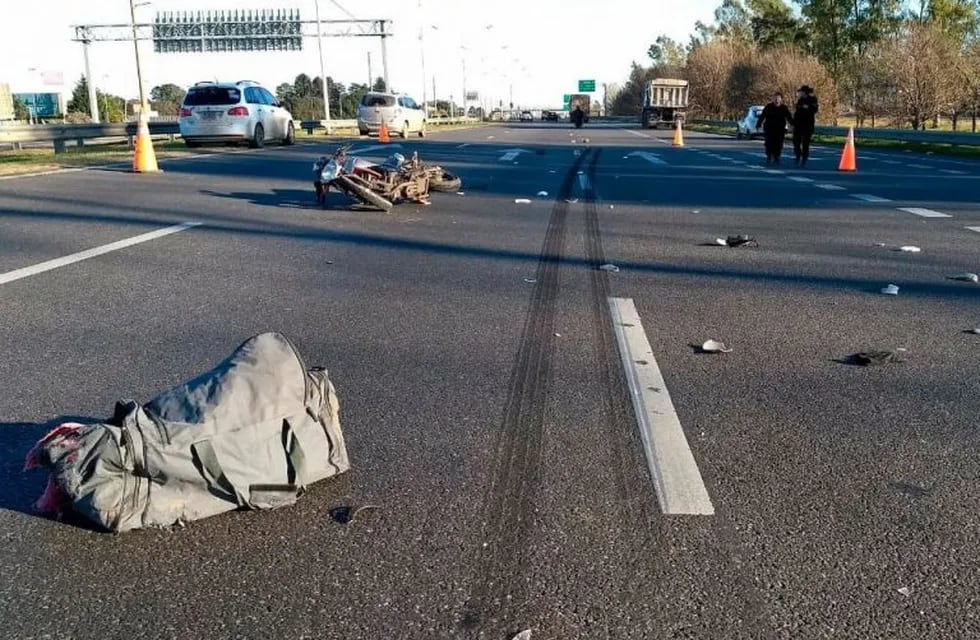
[314,0,331,124]
[418,0,427,115]
[128,0,149,123]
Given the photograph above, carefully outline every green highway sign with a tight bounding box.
[563,93,571,102]
[578,79,595,92]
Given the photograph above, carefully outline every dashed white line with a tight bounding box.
[882,160,902,165]
[787,176,814,183]
[940,169,967,175]
[0,222,202,286]
[899,207,952,218]
[816,184,847,191]
[626,129,651,138]
[966,226,980,234]
[907,163,931,169]
[851,194,892,203]
[456,143,470,148]
[608,297,715,516]
[764,169,785,175]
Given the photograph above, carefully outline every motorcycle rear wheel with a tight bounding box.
[428,169,462,193]
[334,175,393,212]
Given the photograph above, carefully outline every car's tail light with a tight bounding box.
[227,106,249,117]
[179,108,192,118]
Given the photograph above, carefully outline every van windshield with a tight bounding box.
[184,87,241,106]
[361,94,396,107]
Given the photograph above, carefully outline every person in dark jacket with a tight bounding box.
[793,85,819,167]
[756,92,794,164]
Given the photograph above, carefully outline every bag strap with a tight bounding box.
[191,440,248,507]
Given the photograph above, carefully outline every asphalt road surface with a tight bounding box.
[1,121,979,640]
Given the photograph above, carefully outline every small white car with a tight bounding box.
[357,92,427,138]
[736,105,765,139]
[179,80,295,148]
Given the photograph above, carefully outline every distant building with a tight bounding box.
[0,83,13,120]
[14,92,64,118]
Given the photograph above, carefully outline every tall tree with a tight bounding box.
[648,35,688,69]
[66,75,91,114]
[150,83,186,116]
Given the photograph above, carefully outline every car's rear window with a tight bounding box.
[361,94,396,107]
[184,87,241,106]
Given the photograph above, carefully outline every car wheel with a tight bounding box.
[418,122,426,138]
[359,127,369,136]
[401,121,410,139]
[283,122,295,146]
[250,123,265,148]
[736,129,743,140]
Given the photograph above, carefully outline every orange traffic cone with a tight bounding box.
[838,127,856,172]
[672,119,684,147]
[132,120,160,173]
[378,121,390,144]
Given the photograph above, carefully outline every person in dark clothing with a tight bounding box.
[756,92,794,164]
[793,85,819,167]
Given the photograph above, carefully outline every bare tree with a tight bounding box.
[881,23,958,129]
[687,39,753,117]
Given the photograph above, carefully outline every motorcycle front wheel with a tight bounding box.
[334,175,393,212]
[428,169,462,193]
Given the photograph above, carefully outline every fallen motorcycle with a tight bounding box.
[313,145,462,212]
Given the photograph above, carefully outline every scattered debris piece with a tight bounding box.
[570,139,577,144]
[456,192,465,196]
[487,135,495,140]
[512,631,532,640]
[549,170,557,174]
[966,328,980,335]
[875,242,888,247]
[692,209,701,214]
[583,138,590,143]
[897,246,921,253]
[330,504,380,525]
[700,339,733,354]
[514,198,532,204]
[714,235,758,247]
[523,278,537,284]
[564,198,579,203]
[599,263,620,272]
[537,191,549,197]
[842,350,903,366]
[609,205,615,210]
[949,272,979,283]
[881,284,900,295]
[897,587,912,598]
[554,333,562,337]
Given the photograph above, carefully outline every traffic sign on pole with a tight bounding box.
[578,79,595,92]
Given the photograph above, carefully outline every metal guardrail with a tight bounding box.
[0,116,483,153]
[693,119,980,146]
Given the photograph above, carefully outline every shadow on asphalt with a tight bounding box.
[0,415,104,530]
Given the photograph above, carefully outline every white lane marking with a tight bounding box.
[626,151,666,166]
[608,298,714,516]
[852,194,892,203]
[764,169,784,175]
[882,160,901,165]
[456,143,470,148]
[899,207,952,218]
[908,163,931,169]
[351,143,403,155]
[0,222,202,286]
[626,129,651,138]
[499,150,522,162]
[578,173,592,192]
[787,176,814,183]
[966,226,980,233]
[0,167,91,181]
[940,169,967,175]
[816,184,846,191]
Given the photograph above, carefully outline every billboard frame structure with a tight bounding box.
[71,15,394,124]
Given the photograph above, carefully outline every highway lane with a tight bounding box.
[1,122,979,639]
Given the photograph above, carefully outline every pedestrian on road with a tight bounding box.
[793,85,819,167]
[756,92,794,164]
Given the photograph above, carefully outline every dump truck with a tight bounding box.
[641,78,689,129]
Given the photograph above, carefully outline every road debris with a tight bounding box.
[537,191,549,197]
[524,278,537,284]
[330,504,380,525]
[700,339,733,354]
[842,350,903,366]
[512,631,532,640]
[897,246,921,253]
[514,198,532,204]
[897,587,912,597]
[599,263,620,272]
[966,328,980,335]
[715,235,758,247]
[565,198,579,203]
[881,284,900,295]
[949,272,979,283]
[456,192,465,196]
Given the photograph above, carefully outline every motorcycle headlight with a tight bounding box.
[320,160,341,180]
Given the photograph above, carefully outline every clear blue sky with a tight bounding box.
[2,0,719,109]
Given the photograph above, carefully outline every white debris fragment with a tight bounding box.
[565,198,579,203]
[599,264,620,272]
[881,284,900,295]
[554,333,562,337]
[456,192,465,196]
[968,328,980,335]
[898,246,921,253]
[897,587,912,597]
[715,238,728,246]
[514,198,532,204]
[701,339,733,353]
[537,191,549,197]
[692,209,701,214]
[609,205,615,209]
[950,272,979,283]
[487,135,495,140]
[523,278,537,284]
[512,631,532,640]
